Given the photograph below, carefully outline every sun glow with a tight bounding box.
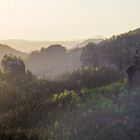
[0,0,139,40]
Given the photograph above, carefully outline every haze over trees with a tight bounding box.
[23,28,140,80]
[0,29,140,80]
[0,37,104,79]
[0,0,139,138]
[25,45,82,79]
[0,29,139,139]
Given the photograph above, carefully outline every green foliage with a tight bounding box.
[0,68,140,139]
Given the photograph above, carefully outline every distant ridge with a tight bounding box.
[0,35,105,53]
[0,43,27,59]
[74,38,104,48]
[0,40,78,53]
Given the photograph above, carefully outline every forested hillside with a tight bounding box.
[81,28,140,72]
[0,61,140,140]
[0,29,140,139]
[0,0,139,139]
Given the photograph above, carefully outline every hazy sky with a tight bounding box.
[0,0,140,40]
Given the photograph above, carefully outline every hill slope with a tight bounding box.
[81,28,140,71]
[0,43,27,59]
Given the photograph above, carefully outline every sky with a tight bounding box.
[0,0,140,40]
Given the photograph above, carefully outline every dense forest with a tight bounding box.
[0,29,140,139]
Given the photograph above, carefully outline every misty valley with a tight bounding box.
[0,29,140,139]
